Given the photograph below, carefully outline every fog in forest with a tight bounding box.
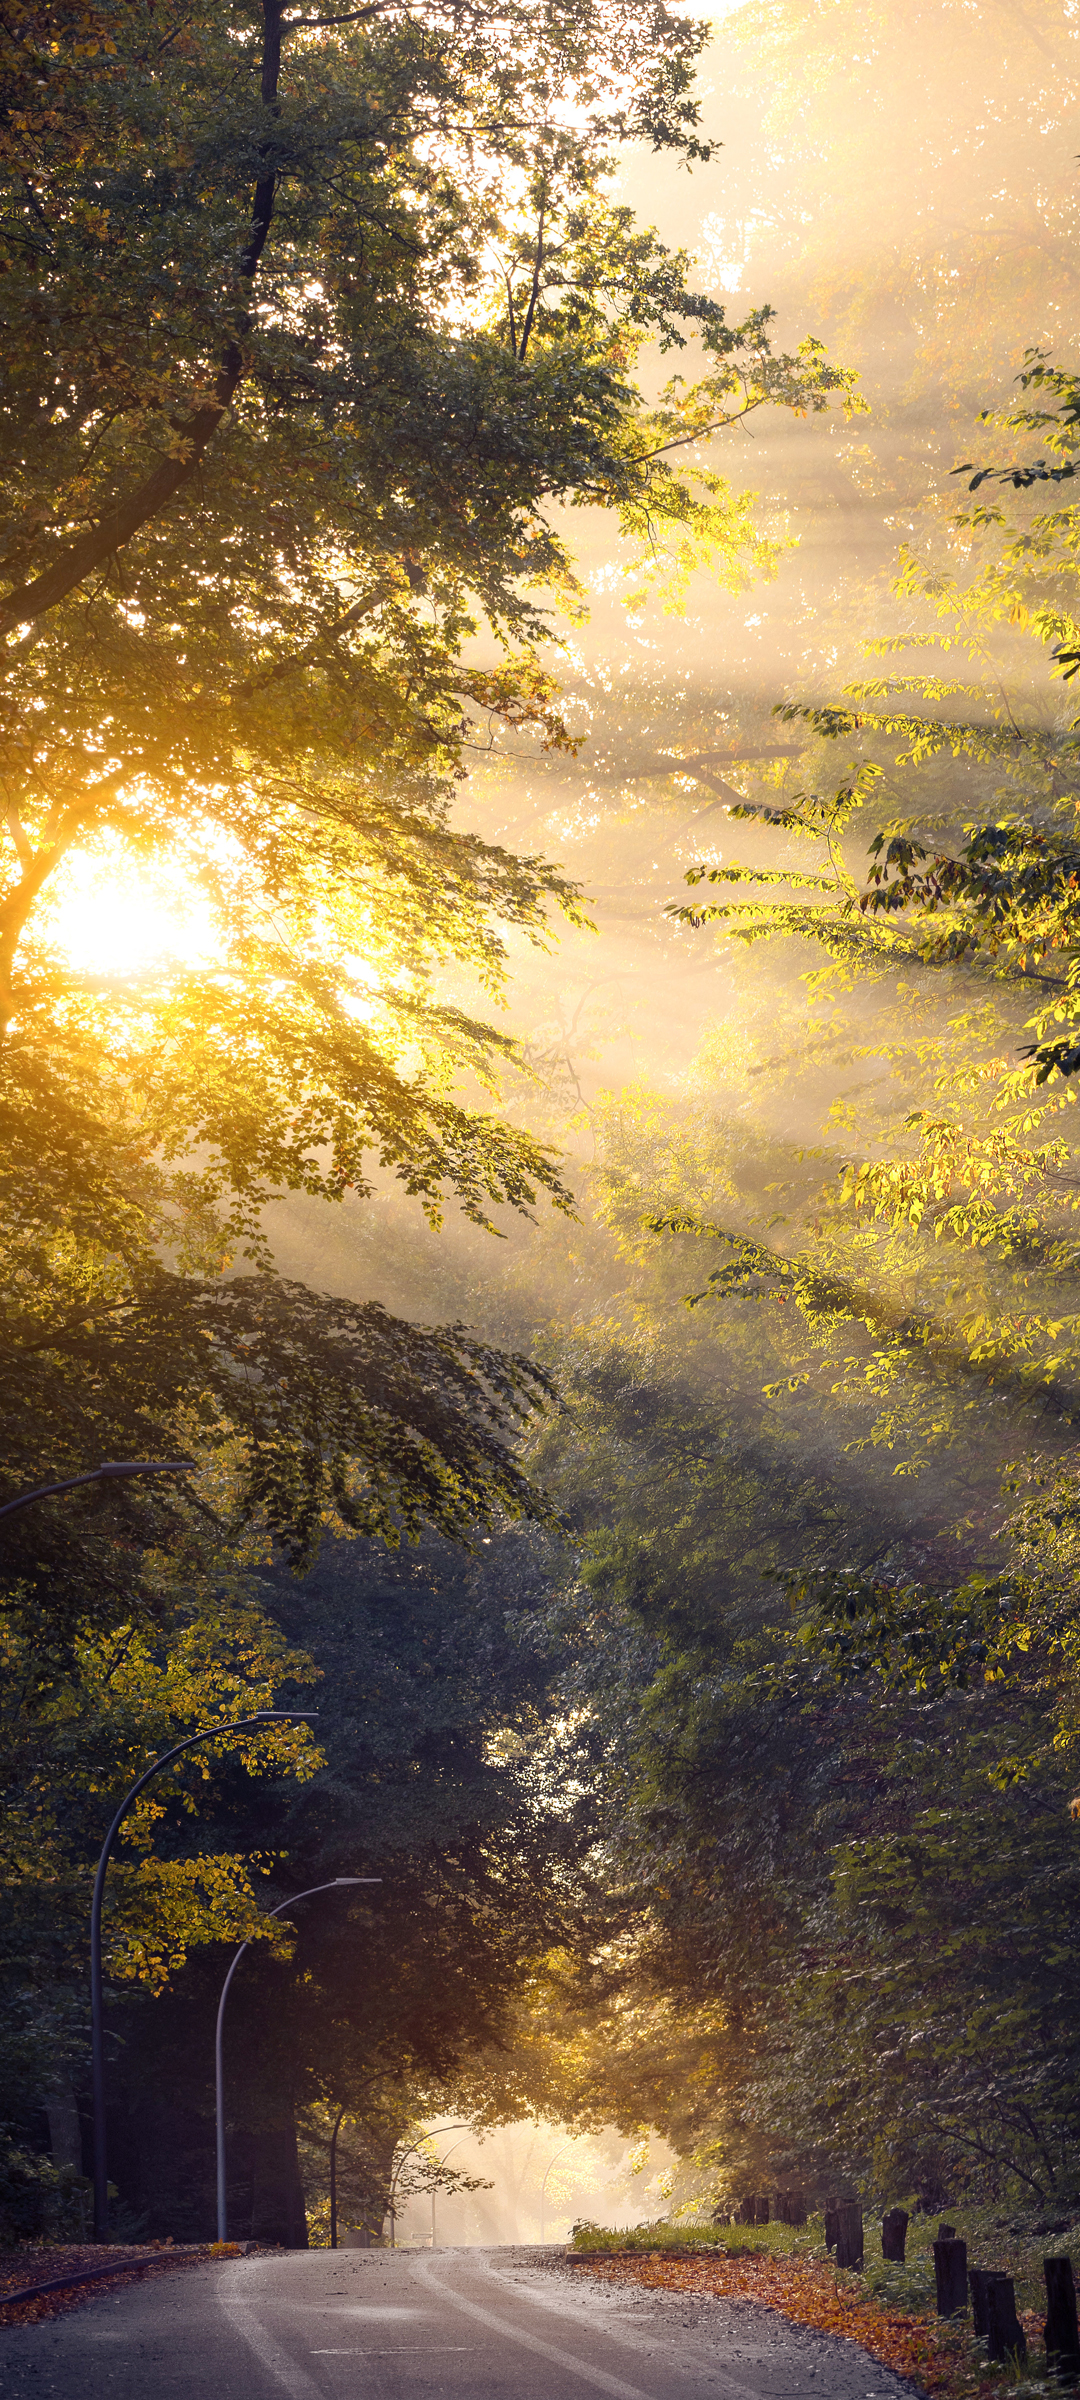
[270,0,1069,1567]
[385,2122,676,2249]
[8,0,1080,2263]
[245,3,1080,2240]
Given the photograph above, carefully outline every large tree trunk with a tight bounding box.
[250,2119,308,2248]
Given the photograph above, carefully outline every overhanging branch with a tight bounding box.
[0,0,287,642]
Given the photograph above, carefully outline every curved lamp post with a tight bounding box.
[430,2131,471,2250]
[386,2131,465,2256]
[215,1877,381,2243]
[0,1458,196,1522]
[91,1708,317,2242]
[540,2144,574,2246]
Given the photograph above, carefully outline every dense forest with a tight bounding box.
[3,0,1080,2250]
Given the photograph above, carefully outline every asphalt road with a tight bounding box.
[0,2246,918,2400]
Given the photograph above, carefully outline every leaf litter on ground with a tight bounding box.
[562,2215,1080,2400]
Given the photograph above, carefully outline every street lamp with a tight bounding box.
[430,2131,471,2250]
[0,1458,196,1521]
[215,1878,381,2244]
[91,1708,318,2242]
[540,2144,574,2245]
[387,2124,468,2250]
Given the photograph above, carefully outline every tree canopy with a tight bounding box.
[0,0,870,2246]
[18,0,1080,2260]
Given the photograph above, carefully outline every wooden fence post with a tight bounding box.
[969,2268,1006,2337]
[986,2275,1027,2364]
[933,2236,968,2317]
[754,2195,770,2225]
[881,2208,908,2263]
[1044,2256,1080,2380]
[835,2202,863,2270]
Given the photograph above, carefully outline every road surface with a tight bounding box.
[0,2246,918,2400]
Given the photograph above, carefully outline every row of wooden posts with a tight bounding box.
[735,2191,809,2225]
[734,2194,1080,2372]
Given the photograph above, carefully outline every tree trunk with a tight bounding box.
[1044,2256,1080,2378]
[882,2208,908,2263]
[44,2075,83,2177]
[933,2237,968,2317]
[250,2121,308,2249]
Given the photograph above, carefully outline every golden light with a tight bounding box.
[45,845,220,978]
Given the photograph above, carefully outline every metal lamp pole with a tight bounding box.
[386,2124,465,2250]
[430,2131,470,2250]
[0,1458,196,1521]
[215,1878,380,2244]
[387,2135,423,2251]
[91,1708,318,2242]
[540,2145,573,2246]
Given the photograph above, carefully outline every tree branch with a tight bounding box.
[4,807,32,868]
[231,579,391,698]
[282,5,385,24]
[991,0,1080,78]
[0,348,244,636]
[517,188,546,363]
[0,0,287,639]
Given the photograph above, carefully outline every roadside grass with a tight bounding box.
[568,2205,1080,2400]
[570,2217,807,2257]
[571,2204,1080,2310]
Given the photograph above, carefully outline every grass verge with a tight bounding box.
[567,2208,1080,2400]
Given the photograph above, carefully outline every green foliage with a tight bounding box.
[0,1533,321,2163]
[656,512,1080,1440]
[1,0,861,2228]
[462,1057,1080,2206]
[0,2141,71,2247]
[612,344,1080,2197]
[0,0,859,1603]
[94,1518,600,2234]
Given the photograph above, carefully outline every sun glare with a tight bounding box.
[47,849,221,979]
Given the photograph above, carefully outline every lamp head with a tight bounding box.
[97,1459,197,1478]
